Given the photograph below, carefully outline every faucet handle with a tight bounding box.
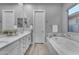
[67,34,72,37]
[64,34,72,39]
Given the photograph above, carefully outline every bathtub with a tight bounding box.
[47,37,79,55]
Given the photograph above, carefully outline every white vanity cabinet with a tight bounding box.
[18,33,31,55]
[0,40,19,55]
[22,37,27,54]
[22,34,31,54]
[16,38,24,55]
[26,34,31,49]
[17,38,25,55]
[7,40,19,55]
[0,31,31,55]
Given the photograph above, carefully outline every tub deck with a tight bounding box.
[47,37,79,55]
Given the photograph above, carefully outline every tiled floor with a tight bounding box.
[26,43,49,55]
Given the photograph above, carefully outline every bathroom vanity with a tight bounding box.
[47,36,79,55]
[0,31,31,55]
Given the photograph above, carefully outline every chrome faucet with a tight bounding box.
[64,34,72,39]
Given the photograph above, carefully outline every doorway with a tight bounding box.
[33,10,45,43]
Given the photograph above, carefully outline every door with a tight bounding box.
[2,10,15,31]
[33,10,45,43]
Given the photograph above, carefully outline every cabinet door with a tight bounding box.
[0,46,9,55]
[24,36,27,49]
[27,34,31,46]
[7,47,17,55]
[23,37,27,53]
[20,37,26,54]
[16,38,24,55]
[0,41,18,55]
[18,37,28,55]
[7,40,19,55]
[20,38,24,54]
[26,36,29,49]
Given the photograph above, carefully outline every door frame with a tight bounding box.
[33,9,46,43]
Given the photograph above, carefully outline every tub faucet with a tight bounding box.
[64,34,72,39]
[67,34,72,37]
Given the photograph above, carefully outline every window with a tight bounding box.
[68,4,79,15]
[68,4,79,33]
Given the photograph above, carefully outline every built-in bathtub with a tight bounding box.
[47,37,79,55]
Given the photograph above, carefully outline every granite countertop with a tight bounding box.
[0,31,31,49]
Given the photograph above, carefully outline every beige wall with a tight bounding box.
[0,3,63,34]
[23,3,63,34]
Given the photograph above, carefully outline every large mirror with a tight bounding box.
[68,4,79,33]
